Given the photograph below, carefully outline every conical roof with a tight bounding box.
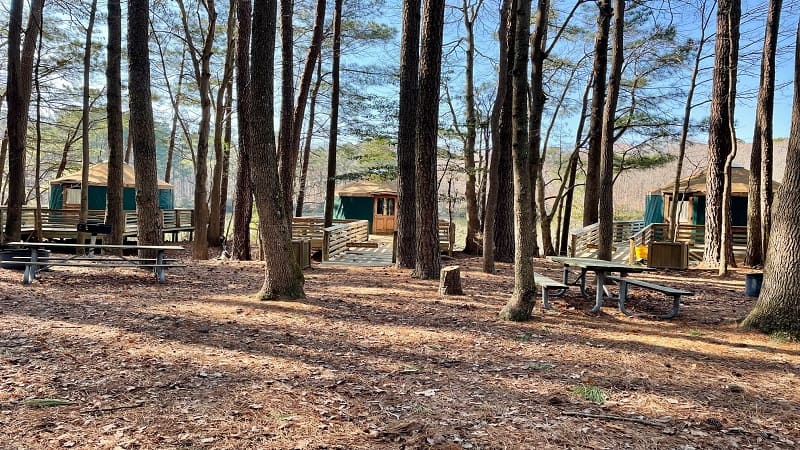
[50,162,172,189]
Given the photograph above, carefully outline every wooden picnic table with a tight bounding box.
[2,242,184,284]
[549,256,653,314]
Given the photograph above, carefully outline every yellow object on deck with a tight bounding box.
[635,245,648,260]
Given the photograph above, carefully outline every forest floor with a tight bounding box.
[1,248,799,449]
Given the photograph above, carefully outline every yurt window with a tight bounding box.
[64,184,81,207]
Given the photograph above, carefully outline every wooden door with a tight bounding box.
[373,195,397,234]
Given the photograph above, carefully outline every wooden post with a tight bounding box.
[439,265,464,295]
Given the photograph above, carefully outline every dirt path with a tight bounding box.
[1,252,798,449]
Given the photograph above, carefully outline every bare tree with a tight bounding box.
[106,0,125,247]
[79,0,99,247]
[323,0,344,229]
[231,0,253,260]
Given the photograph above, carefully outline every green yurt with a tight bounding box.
[49,163,174,211]
[334,180,398,234]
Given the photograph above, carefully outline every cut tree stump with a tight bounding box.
[439,265,464,295]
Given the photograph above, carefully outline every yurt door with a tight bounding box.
[373,195,397,234]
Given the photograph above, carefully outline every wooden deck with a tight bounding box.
[319,235,395,267]
[1,207,195,243]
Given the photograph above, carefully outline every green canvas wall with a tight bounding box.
[49,184,174,211]
[334,196,374,232]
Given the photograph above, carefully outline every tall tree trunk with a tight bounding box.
[128,0,163,252]
[219,78,234,237]
[413,0,445,279]
[124,121,133,164]
[106,0,126,247]
[485,0,515,269]
[178,0,217,260]
[33,16,43,243]
[397,0,421,267]
[582,0,612,227]
[499,0,535,321]
[596,0,624,261]
[3,0,44,243]
[323,0,344,228]
[741,21,800,338]
[527,0,548,258]
[208,1,236,248]
[669,1,710,242]
[249,0,305,299]
[232,0,253,261]
[704,0,739,266]
[295,57,323,218]
[461,0,481,255]
[746,0,781,266]
[163,46,187,184]
[79,0,98,247]
[277,0,295,220]
[288,0,326,219]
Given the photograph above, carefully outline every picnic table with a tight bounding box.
[1,242,184,284]
[549,256,653,314]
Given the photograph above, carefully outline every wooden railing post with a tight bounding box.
[323,229,330,261]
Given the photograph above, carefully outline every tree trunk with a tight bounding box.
[486,0,515,268]
[79,0,98,247]
[232,0,253,261]
[219,78,234,237]
[499,0,535,321]
[582,0,612,227]
[277,0,295,220]
[527,0,549,258]
[461,0,481,255]
[295,57,323,218]
[106,0,125,248]
[596,0,624,261]
[669,1,710,242]
[439,265,464,295]
[397,0,421,268]
[323,0,344,228]
[288,0,326,219]
[33,17,43,243]
[746,0,781,267]
[3,0,44,243]
[249,0,305,299]
[208,1,236,248]
[128,0,163,252]
[164,48,186,184]
[741,21,800,338]
[413,0,445,280]
[177,0,217,260]
[704,0,739,267]
[124,122,133,164]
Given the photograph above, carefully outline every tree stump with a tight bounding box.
[439,265,464,295]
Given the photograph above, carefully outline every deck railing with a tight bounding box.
[321,219,370,261]
[628,222,747,263]
[569,220,644,257]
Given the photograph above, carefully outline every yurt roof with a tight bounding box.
[336,179,398,197]
[656,165,778,196]
[50,163,173,189]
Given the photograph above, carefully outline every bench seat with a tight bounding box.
[607,275,693,319]
[534,272,568,310]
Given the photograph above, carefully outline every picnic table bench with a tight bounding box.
[1,242,185,284]
[533,272,567,311]
[606,275,694,319]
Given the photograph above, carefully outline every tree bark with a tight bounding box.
[669,1,710,242]
[232,0,253,261]
[163,47,186,185]
[461,0,481,255]
[295,57,323,218]
[106,0,125,248]
[79,0,98,247]
[208,0,236,248]
[746,0,781,267]
[128,0,163,252]
[277,0,295,220]
[323,0,344,228]
[485,0,515,269]
[741,20,800,338]
[596,0,624,261]
[704,0,739,266]
[3,0,44,243]
[499,0,535,321]
[177,0,217,260]
[33,17,43,243]
[287,0,326,220]
[527,0,549,258]
[219,78,234,237]
[397,0,421,267]
[413,0,445,279]
[582,0,612,227]
[249,0,305,299]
